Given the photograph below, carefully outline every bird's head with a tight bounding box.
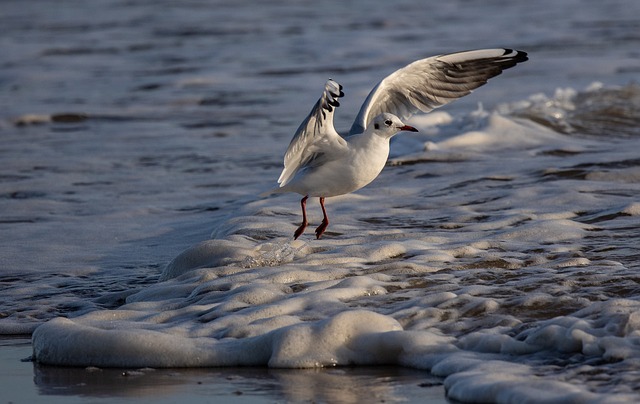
[370,113,418,139]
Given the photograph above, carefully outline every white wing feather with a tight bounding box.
[278,80,348,187]
[348,48,528,135]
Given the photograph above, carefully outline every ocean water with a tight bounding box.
[2,0,640,402]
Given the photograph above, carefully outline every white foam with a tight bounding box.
[161,237,256,281]
[622,202,640,216]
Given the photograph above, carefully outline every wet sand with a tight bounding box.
[1,338,448,403]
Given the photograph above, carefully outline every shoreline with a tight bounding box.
[1,337,448,403]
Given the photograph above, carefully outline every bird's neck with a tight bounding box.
[349,130,390,152]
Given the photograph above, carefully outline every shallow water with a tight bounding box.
[2,0,640,403]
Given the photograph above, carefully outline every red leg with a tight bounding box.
[293,195,309,240]
[315,197,329,239]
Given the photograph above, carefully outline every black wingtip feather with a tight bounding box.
[505,49,529,63]
[320,80,345,115]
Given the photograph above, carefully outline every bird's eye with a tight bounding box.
[384,119,392,126]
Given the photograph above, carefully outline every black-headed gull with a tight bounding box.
[272,48,528,239]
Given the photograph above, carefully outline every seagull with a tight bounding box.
[270,48,528,239]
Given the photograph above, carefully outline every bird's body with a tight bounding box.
[277,116,402,198]
[270,48,528,239]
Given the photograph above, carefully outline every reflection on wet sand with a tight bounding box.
[33,360,446,403]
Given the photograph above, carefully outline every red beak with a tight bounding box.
[398,125,419,133]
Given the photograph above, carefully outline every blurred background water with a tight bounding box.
[1,0,637,278]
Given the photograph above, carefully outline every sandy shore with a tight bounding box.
[1,337,447,403]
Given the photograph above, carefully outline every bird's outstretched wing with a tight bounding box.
[348,48,528,135]
[278,79,348,187]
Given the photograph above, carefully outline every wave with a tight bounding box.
[21,83,640,403]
